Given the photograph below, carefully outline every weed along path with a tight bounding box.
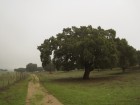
[26,74,63,105]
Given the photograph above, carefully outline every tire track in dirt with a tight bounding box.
[26,74,63,105]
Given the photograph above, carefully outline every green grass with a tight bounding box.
[0,79,28,105]
[38,69,140,105]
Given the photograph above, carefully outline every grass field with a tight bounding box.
[38,69,140,105]
[0,78,28,105]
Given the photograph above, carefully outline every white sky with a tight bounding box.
[0,0,140,70]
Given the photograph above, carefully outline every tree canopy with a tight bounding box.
[137,50,140,66]
[38,25,138,79]
[26,63,37,72]
[115,38,137,72]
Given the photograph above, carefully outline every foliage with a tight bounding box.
[43,62,55,72]
[37,67,44,71]
[38,26,118,79]
[0,69,8,71]
[115,38,138,72]
[15,66,43,72]
[14,68,26,72]
[137,50,140,66]
[26,63,37,72]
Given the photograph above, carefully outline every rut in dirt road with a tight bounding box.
[26,74,63,105]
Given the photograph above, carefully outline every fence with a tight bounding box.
[0,72,28,90]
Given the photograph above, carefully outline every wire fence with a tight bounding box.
[0,72,28,90]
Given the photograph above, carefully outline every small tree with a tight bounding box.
[44,63,55,73]
[137,50,140,66]
[26,63,37,72]
[115,38,137,72]
[14,68,26,72]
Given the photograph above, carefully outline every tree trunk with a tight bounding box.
[83,63,93,80]
[122,67,125,73]
[83,69,90,80]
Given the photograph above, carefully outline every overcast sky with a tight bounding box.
[0,0,140,70]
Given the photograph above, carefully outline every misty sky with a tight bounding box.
[0,0,140,70]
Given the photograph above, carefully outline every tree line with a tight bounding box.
[14,63,43,72]
[38,25,140,79]
[0,69,8,72]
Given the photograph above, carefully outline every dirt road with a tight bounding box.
[26,74,63,105]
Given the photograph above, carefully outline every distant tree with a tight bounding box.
[14,68,26,72]
[44,62,55,73]
[127,46,137,67]
[38,26,118,79]
[0,69,8,71]
[137,50,140,66]
[37,67,44,71]
[115,38,137,72]
[26,63,37,72]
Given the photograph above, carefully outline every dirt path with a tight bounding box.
[26,74,63,105]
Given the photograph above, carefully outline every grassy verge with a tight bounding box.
[0,79,28,105]
[38,69,140,105]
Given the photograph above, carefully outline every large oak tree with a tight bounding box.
[38,26,118,79]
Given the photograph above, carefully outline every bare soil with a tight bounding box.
[26,74,63,105]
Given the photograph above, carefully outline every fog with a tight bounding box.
[0,0,140,70]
